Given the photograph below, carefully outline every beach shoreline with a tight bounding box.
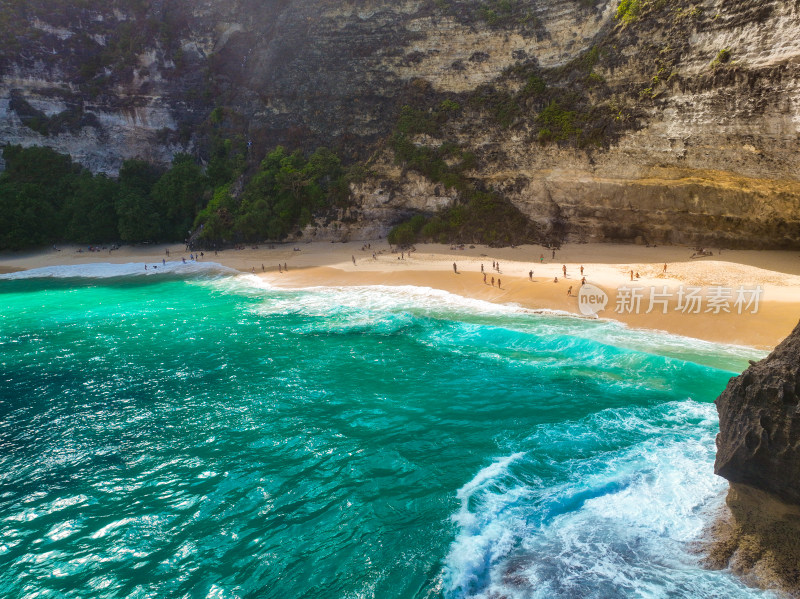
[2,241,798,350]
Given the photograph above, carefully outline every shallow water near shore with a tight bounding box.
[0,266,774,598]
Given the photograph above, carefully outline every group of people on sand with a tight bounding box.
[77,245,117,253]
[557,265,588,294]
[144,252,204,270]
[479,261,502,273]
[476,262,503,288]
[481,271,501,288]
[466,257,599,295]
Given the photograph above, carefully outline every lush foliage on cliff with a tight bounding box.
[0,144,355,250]
[388,190,537,247]
[193,146,352,245]
[387,102,538,247]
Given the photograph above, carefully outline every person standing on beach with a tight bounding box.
[630,270,634,281]
[278,264,282,273]
[491,276,495,287]
[529,270,533,281]
[453,262,458,274]
[540,254,544,263]
[663,263,667,273]
[552,249,555,259]
[284,262,287,271]
[497,278,501,289]
[567,286,572,296]
[481,264,484,273]
[352,255,356,265]
[562,265,567,277]
[483,272,487,284]
[580,265,584,276]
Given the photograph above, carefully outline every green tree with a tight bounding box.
[194,185,237,244]
[115,159,163,242]
[62,172,119,243]
[151,154,209,240]
[193,145,351,245]
[0,145,81,248]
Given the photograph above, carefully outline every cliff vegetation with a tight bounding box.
[1,0,799,248]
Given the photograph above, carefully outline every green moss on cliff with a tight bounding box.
[615,0,643,23]
[433,0,541,31]
[388,189,538,247]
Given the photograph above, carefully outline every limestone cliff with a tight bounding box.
[708,320,800,595]
[1,0,799,246]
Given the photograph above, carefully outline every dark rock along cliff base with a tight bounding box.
[709,320,800,595]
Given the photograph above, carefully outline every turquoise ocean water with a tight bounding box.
[0,263,774,598]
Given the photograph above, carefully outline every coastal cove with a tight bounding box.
[2,0,800,595]
[0,259,776,598]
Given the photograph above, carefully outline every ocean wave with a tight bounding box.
[441,401,760,599]
[0,261,237,280]
[258,284,533,317]
[241,282,761,366]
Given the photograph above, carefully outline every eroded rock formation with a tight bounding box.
[709,320,800,595]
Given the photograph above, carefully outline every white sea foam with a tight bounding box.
[243,282,760,367]
[258,284,534,318]
[442,401,765,599]
[11,264,752,370]
[0,261,237,280]
[3,263,765,365]
[583,318,764,364]
[446,453,530,596]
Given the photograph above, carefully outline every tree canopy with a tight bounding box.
[0,144,352,250]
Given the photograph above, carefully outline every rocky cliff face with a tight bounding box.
[715,320,800,502]
[708,320,800,595]
[1,0,799,246]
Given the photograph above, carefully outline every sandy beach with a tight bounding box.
[2,241,798,350]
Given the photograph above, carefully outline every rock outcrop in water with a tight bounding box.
[708,320,800,595]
